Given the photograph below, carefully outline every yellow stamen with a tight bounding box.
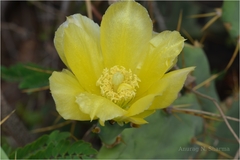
[96,65,140,108]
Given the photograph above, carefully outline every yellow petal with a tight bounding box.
[125,94,157,117]
[76,93,127,126]
[54,21,69,67]
[148,67,195,110]
[64,22,103,94]
[126,117,148,125]
[122,110,155,124]
[100,1,152,71]
[54,14,101,68]
[137,31,185,97]
[49,69,91,120]
[132,110,155,119]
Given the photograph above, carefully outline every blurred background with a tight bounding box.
[1,0,239,156]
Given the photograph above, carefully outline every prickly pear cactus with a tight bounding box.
[97,93,203,159]
[178,43,220,112]
[221,1,239,43]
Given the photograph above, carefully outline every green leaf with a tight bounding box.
[1,63,52,90]
[47,130,70,144]
[9,130,97,159]
[97,93,203,158]
[11,135,48,158]
[1,146,9,160]
[1,141,13,158]
[50,140,70,157]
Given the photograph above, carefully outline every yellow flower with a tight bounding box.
[49,1,194,126]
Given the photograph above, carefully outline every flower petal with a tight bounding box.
[126,117,148,125]
[64,21,103,93]
[76,93,127,126]
[137,31,185,97]
[54,14,101,68]
[54,21,69,67]
[124,110,155,124]
[148,67,195,110]
[49,69,91,120]
[125,94,157,117]
[100,1,152,71]
[132,110,156,119]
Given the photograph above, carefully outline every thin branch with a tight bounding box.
[193,73,220,90]
[1,93,35,146]
[189,12,217,18]
[31,121,72,133]
[201,15,220,32]
[234,148,240,160]
[192,138,233,159]
[24,65,53,74]
[172,108,240,122]
[0,110,16,125]
[85,0,93,19]
[182,29,195,45]
[224,41,239,72]
[193,40,239,90]
[189,89,240,144]
[177,10,183,32]
[82,124,97,142]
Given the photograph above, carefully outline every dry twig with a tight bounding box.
[172,108,240,122]
[189,89,240,144]
[85,0,93,19]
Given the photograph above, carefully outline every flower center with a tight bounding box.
[96,65,140,108]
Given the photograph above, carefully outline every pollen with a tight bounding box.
[96,65,140,108]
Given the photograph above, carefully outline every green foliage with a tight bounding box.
[1,63,52,90]
[221,1,239,43]
[1,146,9,160]
[97,94,203,158]
[1,141,13,158]
[8,130,97,159]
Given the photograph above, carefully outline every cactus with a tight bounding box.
[221,1,239,43]
[178,43,220,112]
[97,93,203,159]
